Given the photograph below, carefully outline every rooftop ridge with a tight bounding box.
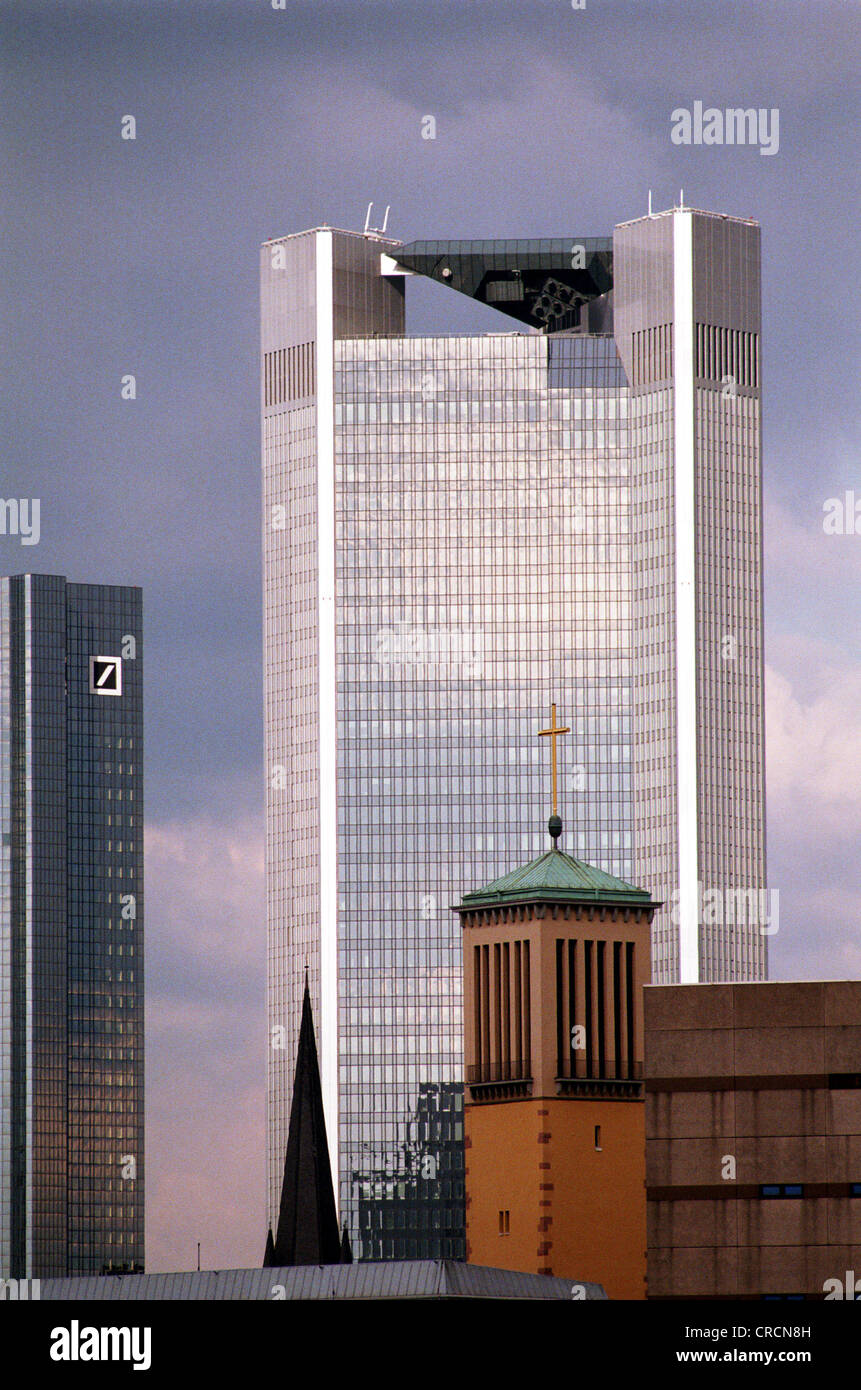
[261,227,402,245]
[457,845,654,910]
[615,205,759,228]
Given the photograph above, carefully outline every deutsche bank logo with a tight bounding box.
[89,655,122,696]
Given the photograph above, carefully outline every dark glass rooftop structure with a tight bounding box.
[392,237,614,332]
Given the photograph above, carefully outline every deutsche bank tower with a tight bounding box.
[261,205,767,1260]
[0,574,144,1278]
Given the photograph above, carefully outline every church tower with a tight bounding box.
[264,979,348,1268]
[456,707,657,1298]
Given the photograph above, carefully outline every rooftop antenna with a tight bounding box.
[363,203,392,240]
[648,189,652,217]
[679,188,685,209]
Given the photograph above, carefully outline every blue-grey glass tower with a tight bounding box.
[261,207,767,1261]
[0,574,144,1279]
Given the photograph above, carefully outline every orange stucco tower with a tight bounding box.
[456,804,657,1298]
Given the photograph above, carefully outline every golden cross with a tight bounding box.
[538,702,570,817]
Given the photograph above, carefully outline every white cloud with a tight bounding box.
[766,491,861,587]
[145,816,264,969]
[766,650,861,980]
[767,660,861,820]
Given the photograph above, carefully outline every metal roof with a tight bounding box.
[40,1261,607,1301]
[457,848,654,911]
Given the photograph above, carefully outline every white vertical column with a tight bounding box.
[23,576,34,1274]
[672,210,700,983]
[0,587,8,1276]
[315,229,340,1209]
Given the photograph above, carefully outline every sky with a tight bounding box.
[1,0,859,1271]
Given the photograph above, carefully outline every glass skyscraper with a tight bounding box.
[261,205,766,1259]
[0,574,144,1279]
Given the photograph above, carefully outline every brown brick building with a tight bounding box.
[457,826,657,1298]
[645,981,861,1299]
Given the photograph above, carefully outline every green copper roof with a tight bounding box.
[458,847,653,910]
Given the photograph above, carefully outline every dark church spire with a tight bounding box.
[339,1223,353,1265]
[263,978,344,1267]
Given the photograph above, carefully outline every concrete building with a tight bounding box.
[645,981,861,1299]
[457,809,656,1298]
[0,574,144,1279]
[260,204,767,1259]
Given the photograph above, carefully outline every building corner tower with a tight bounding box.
[261,229,405,1240]
[614,206,767,985]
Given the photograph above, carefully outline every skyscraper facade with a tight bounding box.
[0,574,144,1278]
[261,206,767,1259]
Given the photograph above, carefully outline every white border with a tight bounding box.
[315,229,340,1209]
[673,210,700,983]
[23,577,33,1274]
